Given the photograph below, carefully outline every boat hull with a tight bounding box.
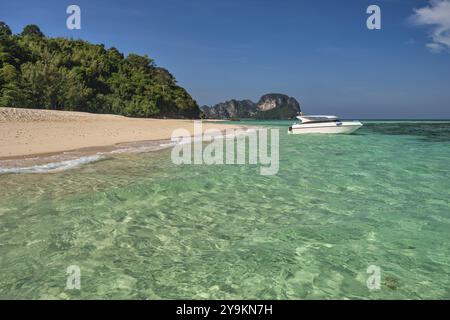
[288,121,362,134]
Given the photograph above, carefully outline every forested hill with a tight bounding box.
[0,22,200,118]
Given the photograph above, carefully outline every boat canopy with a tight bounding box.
[296,115,339,123]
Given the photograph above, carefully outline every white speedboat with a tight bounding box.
[288,115,362,134]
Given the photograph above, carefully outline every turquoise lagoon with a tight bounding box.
[0,121,449,299]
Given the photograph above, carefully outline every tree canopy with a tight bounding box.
[0,22,200,118]
[20,24,45,38]
[0,22,12,36]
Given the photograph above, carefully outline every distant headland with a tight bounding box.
[200,93,301,120]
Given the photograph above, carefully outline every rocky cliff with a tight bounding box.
[201,93,301,119]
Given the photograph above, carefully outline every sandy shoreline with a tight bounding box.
[0,108,243,161]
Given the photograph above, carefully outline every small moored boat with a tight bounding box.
[288,115,362,134]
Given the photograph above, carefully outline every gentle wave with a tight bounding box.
[0,155,104,174]
[109,144,170,154]
[160,128,258,148]
[1,128,258,174]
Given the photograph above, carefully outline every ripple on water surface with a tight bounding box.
[0,121,449,299]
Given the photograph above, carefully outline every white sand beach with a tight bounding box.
[0,108,242,159]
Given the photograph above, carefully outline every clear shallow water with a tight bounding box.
[0,121,449,299]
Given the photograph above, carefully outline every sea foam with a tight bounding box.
[0,155,104,174]
[160,128,258,148]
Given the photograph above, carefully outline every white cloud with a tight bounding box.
[411,0,450,53]
[426,42,446,53]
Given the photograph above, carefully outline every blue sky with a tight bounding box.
[1,0,450,118]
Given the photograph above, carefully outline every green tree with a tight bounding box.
[0,21,200,118]
[0,21,12,36]
[0,64,22,107]
[21,24,45,38]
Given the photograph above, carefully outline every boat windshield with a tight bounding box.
[296,116,339,123]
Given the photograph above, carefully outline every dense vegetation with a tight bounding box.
[0,22,200,118]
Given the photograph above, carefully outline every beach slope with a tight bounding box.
[0,108,241,159]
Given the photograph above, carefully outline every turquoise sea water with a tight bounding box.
[0,120,449,299]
